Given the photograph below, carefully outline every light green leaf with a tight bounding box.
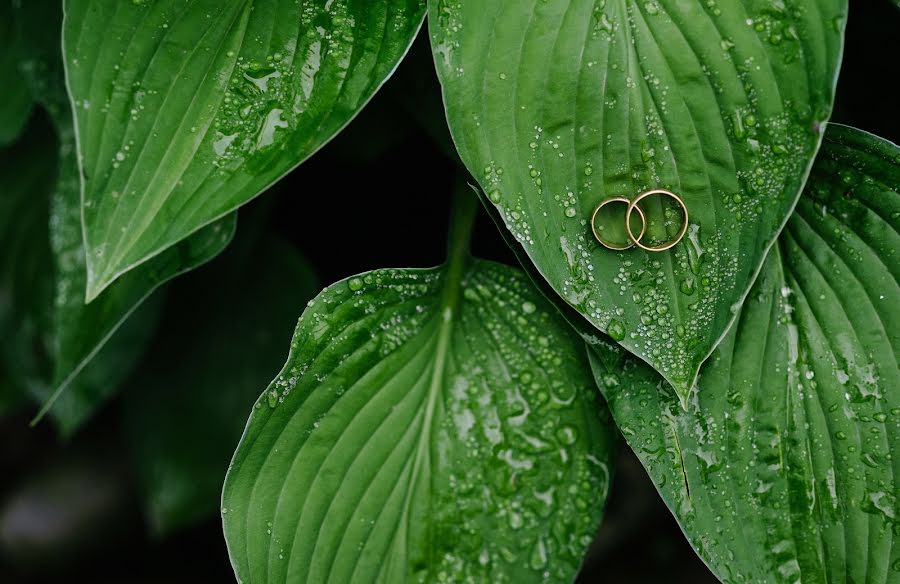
[64,0,426,300]
[10,0,239,432]
[223,195,615,583]
[0,1,34,146]
[588,125,900,583]
[430,0,847,400]
[123,231,318,536]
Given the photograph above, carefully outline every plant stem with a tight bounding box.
[441,183,479,311]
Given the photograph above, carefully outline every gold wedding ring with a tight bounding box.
[591,189,689,252]
[591,197,646,250]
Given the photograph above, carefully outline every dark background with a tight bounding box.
[2,2,898,582]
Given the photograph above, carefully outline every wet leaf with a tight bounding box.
[222,258,615,583]
[430,0,848,400]
[123,232,318,536]
[589,125,900,583]
[64,0,426,299]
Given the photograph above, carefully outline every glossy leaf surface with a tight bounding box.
[64,0,426,299]
[589,125,900,582]
[431,0,847,399]
[223,259,615,583]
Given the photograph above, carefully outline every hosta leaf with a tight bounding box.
[430,0,847,400]
[11,0,238,432]
[588,125,900,582]
[0,1,34,146]
[64,0,426,300]
[222,257,615,583]
[123,232,318,536]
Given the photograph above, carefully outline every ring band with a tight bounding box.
[591,197,646,250]
[625,189,688,252]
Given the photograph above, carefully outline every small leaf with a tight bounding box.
[64,0,427,299]
[0,1,34,146]
[588,125,900,582]
[123,232,318,536]
[223,260,615,583]
[430,0,848,400]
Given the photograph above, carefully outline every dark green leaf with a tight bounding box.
[10,0,239,432]
[123,232,318,535]
[589,125,900,582]
[223,258,615,583]
[0,1,34,146]
[430,0,847,400]
[36,118,236,432]
[0,115,56,405]
[64,0,427,299]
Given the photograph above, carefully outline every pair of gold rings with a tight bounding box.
[590,189,688,252]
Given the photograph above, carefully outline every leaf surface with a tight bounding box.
[223,259,615,583]
[64,0,426,299]
[430,0,847,399]
[589,125,900,582]
[123,232,318,535]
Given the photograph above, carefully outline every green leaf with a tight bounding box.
[123,232,318,536]
[222,192,615,583]
[430,0,848,400]
[64,0,426,300]
[588,125,900,582]
[0,1,34,146]
[9,0,239,432]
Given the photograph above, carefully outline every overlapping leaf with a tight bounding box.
[123,232,318,535]
[64,0,426,299]
[588,125,900,582]
[223,256,615,583]
[430,0,847,400]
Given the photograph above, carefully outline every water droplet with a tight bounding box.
[608,319,626,341]
[529,538,548,570]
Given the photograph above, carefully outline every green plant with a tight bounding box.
[1,0,897,582]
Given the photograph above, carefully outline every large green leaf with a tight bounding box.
[430,0,847,401]
[0,1,34,146]
[64,0,426,300]
[588,125,900,582]
[123,232,318,536]
[9,0,238,432]
[222,194,615,583]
